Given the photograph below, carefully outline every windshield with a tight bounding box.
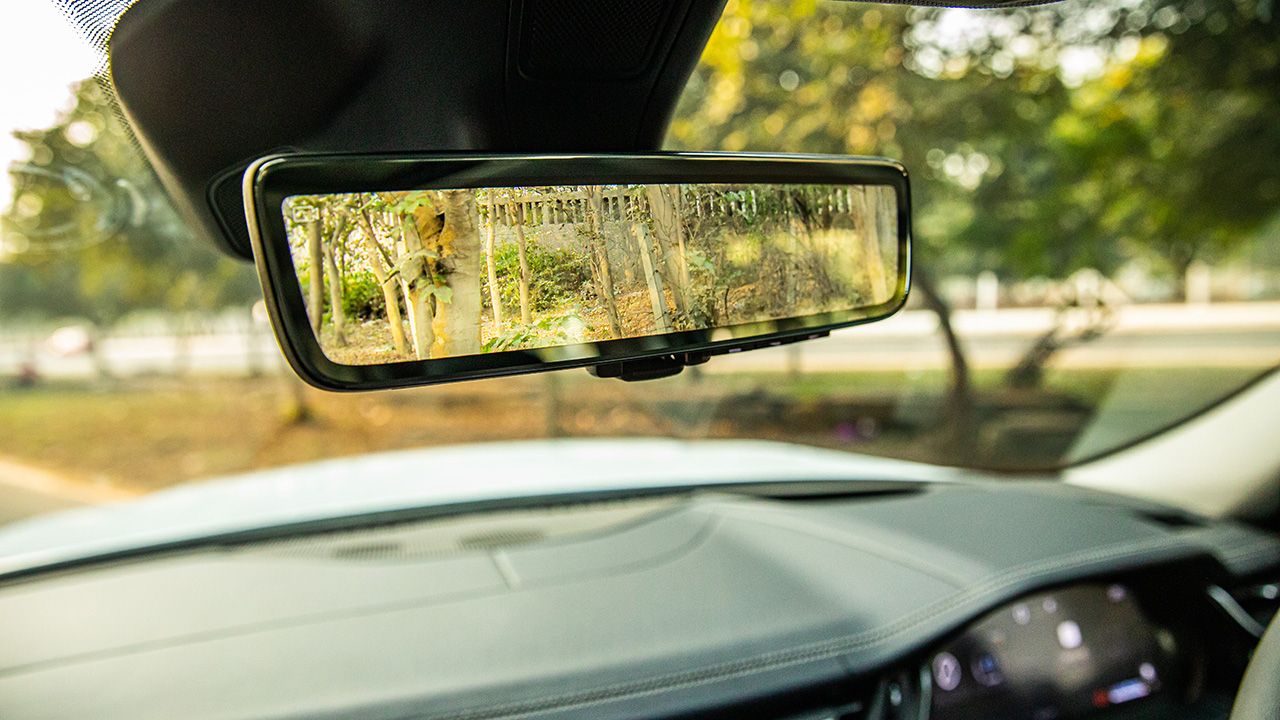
[0,0,1276,528]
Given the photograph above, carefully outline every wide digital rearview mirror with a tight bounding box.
[244,153,910,390]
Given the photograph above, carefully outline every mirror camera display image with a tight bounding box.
[282,184,899,364]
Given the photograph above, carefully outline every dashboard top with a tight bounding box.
[0,480,1276,720]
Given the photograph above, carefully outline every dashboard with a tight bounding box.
[0,480,1276,720]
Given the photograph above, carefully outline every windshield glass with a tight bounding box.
[0,0,1276,529]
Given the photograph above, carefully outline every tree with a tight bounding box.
[644,186,694,323]
[509,194,533,324]
[629,217,674,333]
[0,79,260,365]
[848,186,889,302]
[392,193,440,359]
[663,0,1280,455]
[669,0,1278,287]
[431,190,482,357]
[484,193,504,327]
[321,205,348,346]
[584,186,623,338]
[354,203,409,355]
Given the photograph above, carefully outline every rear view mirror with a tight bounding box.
[244,153,910,390]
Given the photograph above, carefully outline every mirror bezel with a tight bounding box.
[244,151,911,391]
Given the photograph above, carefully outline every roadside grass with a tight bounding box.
[0,364,1272,494]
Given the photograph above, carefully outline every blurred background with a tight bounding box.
[1,0,1277,522]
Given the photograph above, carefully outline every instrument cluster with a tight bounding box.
[925,583,1187,719]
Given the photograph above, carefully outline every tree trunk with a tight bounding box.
[485,194,504,327]
[631,222,673,333]
[323,243,347,347]
[172,314,192,375]
[84,323,114,382]
[431,190,483,357]
[398,214,435,359]
[1168,249,1198,303]
[876,187,897,298]
[324,211,350,346]
[511,198,532,324]
[644,186,691,319]
[850,187,890,303]
[279,373,315,425]
[306,218,324,334]
[585,188,623,338]
[914,266,977,463]
[355,210,408,356]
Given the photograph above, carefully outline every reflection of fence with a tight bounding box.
[479,185,882,227]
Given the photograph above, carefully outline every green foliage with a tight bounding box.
[0,80,260,325]
[488,241,591,313]
[668,0,1280,284]
[482,312,583,352]
[340,271,387,320]
[384,194,436,216]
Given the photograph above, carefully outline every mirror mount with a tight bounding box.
[586,329,830,382]
[588,353,710,382]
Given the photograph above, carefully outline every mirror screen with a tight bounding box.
[282,183,900,364]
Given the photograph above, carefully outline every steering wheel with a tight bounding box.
[1231,610,1280,720]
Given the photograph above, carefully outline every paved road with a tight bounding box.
[0,459,87,529]
[3,304,1280,378]
[0,481,84,527]
[0,458,136,529]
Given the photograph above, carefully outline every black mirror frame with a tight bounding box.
[243,151,912,391]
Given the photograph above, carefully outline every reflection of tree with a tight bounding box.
[484,194,504,328]
[629,210,673,333]
[432,190,482,357]
[509,195,533,325]
[644,186,695,322]
[322,205,349,347]
[354,204,408,355]
[849,187,889,302]
[583,187,623,338]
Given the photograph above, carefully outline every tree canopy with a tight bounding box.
[668,0,1280,286]
[0,79,258,326]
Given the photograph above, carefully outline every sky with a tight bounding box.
[0,1,101,213]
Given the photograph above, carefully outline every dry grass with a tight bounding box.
[0,365,1267,493]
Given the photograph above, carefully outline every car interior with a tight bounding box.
[0,0,1278,719]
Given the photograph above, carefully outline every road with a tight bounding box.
[0,481,83,526]
[715,302,1280,372]
[0,457,134,528]
[3,303,1279,379]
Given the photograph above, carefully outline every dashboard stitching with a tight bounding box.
[417,533,1210,720]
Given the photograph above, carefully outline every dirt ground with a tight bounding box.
[0,370,931,493]
[0,366,1265,495]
